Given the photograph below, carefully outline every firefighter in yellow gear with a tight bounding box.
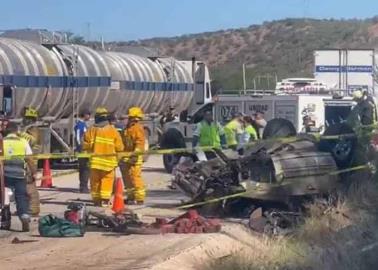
[121,107,146,204]
[83,107,124,206]
[19,107,40,216]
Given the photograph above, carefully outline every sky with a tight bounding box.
[1,0,378,41]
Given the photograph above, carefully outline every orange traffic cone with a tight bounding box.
[40,159,53,188]
[112,177,125,213]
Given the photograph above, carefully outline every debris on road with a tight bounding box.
[88,209,221,235]
[11,237,39,244]
[172,119,365,235]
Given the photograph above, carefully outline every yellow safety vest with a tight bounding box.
[197,121,223,148]
[3,134,28,179]
[224,119,242,146]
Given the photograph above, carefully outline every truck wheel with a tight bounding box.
[262,118,297,139]
[319,123,356,168]
[160,128,186,173]
[163,154,180,174]
[0,205,11,230]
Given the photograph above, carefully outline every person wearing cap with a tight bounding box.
[224,112,244,150]
[74,108,91,193]
[160,106,177,126]
[121,107,146,204]
[83,107,124,206]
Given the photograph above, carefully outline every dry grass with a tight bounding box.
[204,172,378,270]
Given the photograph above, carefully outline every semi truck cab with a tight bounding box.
[158,60,213,173]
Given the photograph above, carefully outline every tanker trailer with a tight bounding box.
[0,37,213,171]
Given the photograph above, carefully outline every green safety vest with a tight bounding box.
[245,124,257,141]
[198,121,222,148]
[4,135,28,179]
[224,119,241,146]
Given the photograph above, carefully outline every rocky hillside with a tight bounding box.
[112,18,378,90]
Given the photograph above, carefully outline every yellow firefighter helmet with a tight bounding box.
[24,107,38,119]
[128,107,144,119]
[95,107,109,116]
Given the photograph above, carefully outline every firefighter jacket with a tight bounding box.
[83,121,124,171]
[122,121,145,165]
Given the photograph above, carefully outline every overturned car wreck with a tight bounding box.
[172,119,359,234]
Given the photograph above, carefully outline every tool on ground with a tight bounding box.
[39,214,85,237]
[88,210,141,232]
[88,209,221,234]
[112,177,125,213]
[64,202,87,227]
[40,159,53,188]
[11,237,39,244]
[39,202,87,237]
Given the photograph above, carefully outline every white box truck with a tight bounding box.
[214,94,330,133]
[314,49,375,93]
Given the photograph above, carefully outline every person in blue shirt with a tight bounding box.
[74,108,91,193]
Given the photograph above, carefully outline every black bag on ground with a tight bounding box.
[38,214,85,237]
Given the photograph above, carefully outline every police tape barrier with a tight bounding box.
[177,163,372,210]
[0,133,360,161]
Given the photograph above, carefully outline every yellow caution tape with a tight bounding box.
[0,132,367,161]
[328,165,370,175]
[177,191,249,209]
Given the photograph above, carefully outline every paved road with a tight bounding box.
[0,156,251,270]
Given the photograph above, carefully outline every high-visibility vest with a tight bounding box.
[83,124,124,171]
[196,121,223,148]
[224,119,242,146]
[244,124,257,142]
[243,124,257,143]
[3,134,28,179]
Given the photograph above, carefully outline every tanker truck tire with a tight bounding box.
[163,154,180,174]
[262,118,297,139]
[160,129,186,173]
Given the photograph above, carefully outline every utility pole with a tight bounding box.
[86,22,91,41]
[242,63,247,94]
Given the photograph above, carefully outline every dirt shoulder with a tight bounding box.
[0,156,257,270]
